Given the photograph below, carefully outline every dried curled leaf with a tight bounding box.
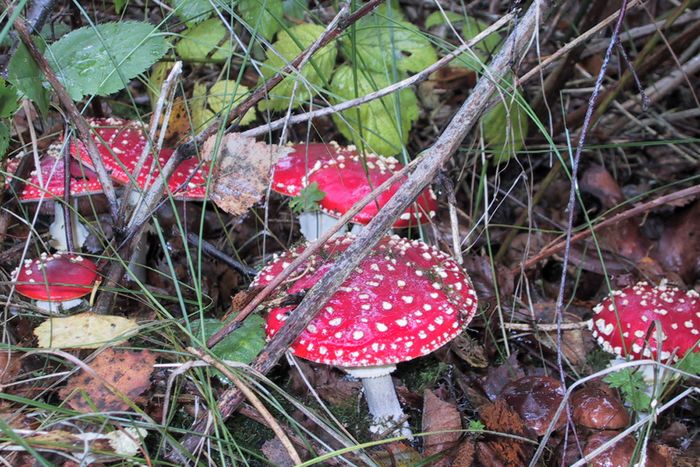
[201,133,291,216]
[34,312,139,349]
[59,348,156,413]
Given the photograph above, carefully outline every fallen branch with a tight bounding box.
[171,0,551,460]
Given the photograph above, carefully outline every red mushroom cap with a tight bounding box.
[255,234,478,367]
[13,252,98,301]
[271,143,342,196]
[307,151,438,228]
[9,144,103,202]
[70,118,208,200]
[590,281,700,362]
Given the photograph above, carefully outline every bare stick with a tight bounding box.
[172,0,550,459]
[4,0,119,221]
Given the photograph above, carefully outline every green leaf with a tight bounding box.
[171,0,213,24]
[258,23,337,111]
[192,80,255,130]
[175,18,234,62]
[290,182,325,213]
[676,352,700,375]
[330,65,418,156]
[425,11,464,29]
[453,16,502,71]
[192,316,266,383]
[481,87,529,162]
[237,0,284,41]
[7,41,50,115]
[468,419,485,432]
[0,122,9,160]
[46,21,169,100]
[114,0,127,14]
[604,368,651,412]
[340,8,437,73]
[283,0,307,21]
[0,79,20,118]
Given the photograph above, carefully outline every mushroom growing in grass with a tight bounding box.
[253,234,478,436]
[9,145,105,251]
[13,252,98,313]
[589,281,699,398]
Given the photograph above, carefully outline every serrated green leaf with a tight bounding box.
[0,79,19,118]
[0,122,9,160]
[482,88,529,162]
[330,65,418,156]
[290,182,325,213]
[7,41,50,115]
[604,368,651,412]
[192,317,266,383]
[340,9,437,73]
[425,11,464,29]
[171,0,213,24]
[452,16,502,71]
[237,0,284,41]
[258,23,337,111]
[175,18,234,62]
[46,21,169,100]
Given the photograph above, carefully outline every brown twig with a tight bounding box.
[519,183,700,271]
[171,0,551,460]
[4,0,119,222]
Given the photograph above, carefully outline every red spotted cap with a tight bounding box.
[9,144,103,202]
[70,118,208,200]
[13,252,98,302]
[590,281,700,362]
[307,151,438,228]
[271,142,344,196]
[254,234,478,367]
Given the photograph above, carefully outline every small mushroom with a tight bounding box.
[583,431,668,466]
[589,281,699,363]
[13,252,98,313]
[498,376,566,436]
[254,234,478,436]
[570,386,629,430]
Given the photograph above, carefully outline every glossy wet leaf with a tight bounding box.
[7,42,50,115]
[330,65,418,156]
[237,0,284,40]
[175,18,233,62]
[46,21,169,100]
[340,7,437,74]
[258,23,337,111]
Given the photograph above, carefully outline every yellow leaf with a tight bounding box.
[34,312,139,348]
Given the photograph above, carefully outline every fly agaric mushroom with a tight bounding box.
[590,281,699,363]
[13,252,98,312]
[9,144,105,251]
[254,234,478,436]
[307,151,438,233]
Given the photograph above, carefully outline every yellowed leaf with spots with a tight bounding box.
[34,312,139,349]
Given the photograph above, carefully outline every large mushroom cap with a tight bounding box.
[307,151,438,228]
[590,281,700,362]
[255,234,478,367]
[498,376,567,436]
[271,143,345,196]
[13,252,98,302]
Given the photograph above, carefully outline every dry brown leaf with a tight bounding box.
[201,133,291,216]
[59,349,156,413]
[261,438,296,467]
[654,200,700,285]
[422,389,462,466]
[162,97,192,145]
[450,333,488,368]
[452,439,475,466]
[0,349,22,385]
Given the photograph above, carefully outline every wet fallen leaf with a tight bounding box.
[480,352,524,401]
[34,313,139,349]
[59,348,156,413]
[201,133,292,216]
[422,389,461,466]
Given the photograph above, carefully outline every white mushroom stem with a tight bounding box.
[298,211,347,241]
[49,203,88,251]
[346,365,412,438]
[35,298,83,314]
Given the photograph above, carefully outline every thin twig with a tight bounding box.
[172,1,550,459]
[186,233,257,277]
[4,0,119,222]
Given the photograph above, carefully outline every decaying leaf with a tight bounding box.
[422,389,462,466]
[34,313,139,349]
[0,349,22,385]
[59,348,156,413]
[476,399,534,466]
[450,333,489,368]
[201,133,291,216]
[22,426,147,462]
